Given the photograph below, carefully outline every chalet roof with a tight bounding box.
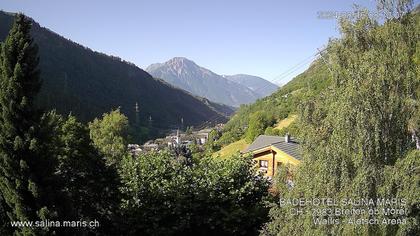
[245,135,283,151]
[244,135,301,160]
[272,142,301,160]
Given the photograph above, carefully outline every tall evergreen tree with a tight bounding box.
[0,194,11,235]
[0,29,12,236]
[0,14,55,235]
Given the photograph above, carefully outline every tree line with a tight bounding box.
[262,1,419,235]
[1,0,419,235]
[0,14,270,236]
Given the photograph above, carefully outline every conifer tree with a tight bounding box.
[0,194,11,235]
[0,14,54,235]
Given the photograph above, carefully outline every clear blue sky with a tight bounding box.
[1,0,401,84]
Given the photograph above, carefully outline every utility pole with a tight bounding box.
[135,102,140,125]
[148,115,152,127]
[181,117,184,131]
[176,128,181,146]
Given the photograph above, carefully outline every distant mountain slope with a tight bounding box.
[217,58,331,146]
[218,5,420,149]
[0,11,228,134]
[223,74,278,97]
[200,98,236,117]
[146,57,261,107]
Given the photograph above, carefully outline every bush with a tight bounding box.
[119,152,270,235]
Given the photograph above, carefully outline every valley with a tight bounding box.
[0,1,418,236]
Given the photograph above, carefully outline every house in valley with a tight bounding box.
[243,134,301,178]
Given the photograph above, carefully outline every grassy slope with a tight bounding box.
[215,114,298,158]
[216,58,331,150]
[217,7,420,153]
[274,115,297,130]
[213,139,249,158]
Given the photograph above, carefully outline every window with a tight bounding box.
[259,160,268,168]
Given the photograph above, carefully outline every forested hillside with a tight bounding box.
[0,11,230,141]
[0,15,269,235]
[262,3,419,235]
[216,58,331,148]
[0,1,418,235]
[215,3,419,235]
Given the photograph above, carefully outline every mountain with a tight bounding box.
[218,5,420,149]
[217,57,331,146]
[223,74,278,97]
[0,11,232,139]
[146,57,262,107]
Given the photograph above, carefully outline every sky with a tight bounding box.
[0,0,403,84]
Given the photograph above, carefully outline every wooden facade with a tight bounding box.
[251,145,300,177]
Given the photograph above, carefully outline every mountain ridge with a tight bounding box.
[0,11,232,141]
[146,57,269,107]
[223,74,278,97]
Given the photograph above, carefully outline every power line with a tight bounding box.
[195,48,328,130]
[195,113,227,130]
[252,48,327,94]
[193,50,326,130]
[272,53,318,82]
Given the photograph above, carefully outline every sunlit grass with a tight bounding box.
[274,115,297,130]
[213,139,249,158]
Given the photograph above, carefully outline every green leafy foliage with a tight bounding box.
[45,112,121,235]
[204,129,222,154]
[119,152,270,235]
[0,13,271,236]
[245,111,275,142]
[218,57,331,147]
[89,109,129,166]
[273,120,301,137]
[263,2,419,235]
[1,2,418,235]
